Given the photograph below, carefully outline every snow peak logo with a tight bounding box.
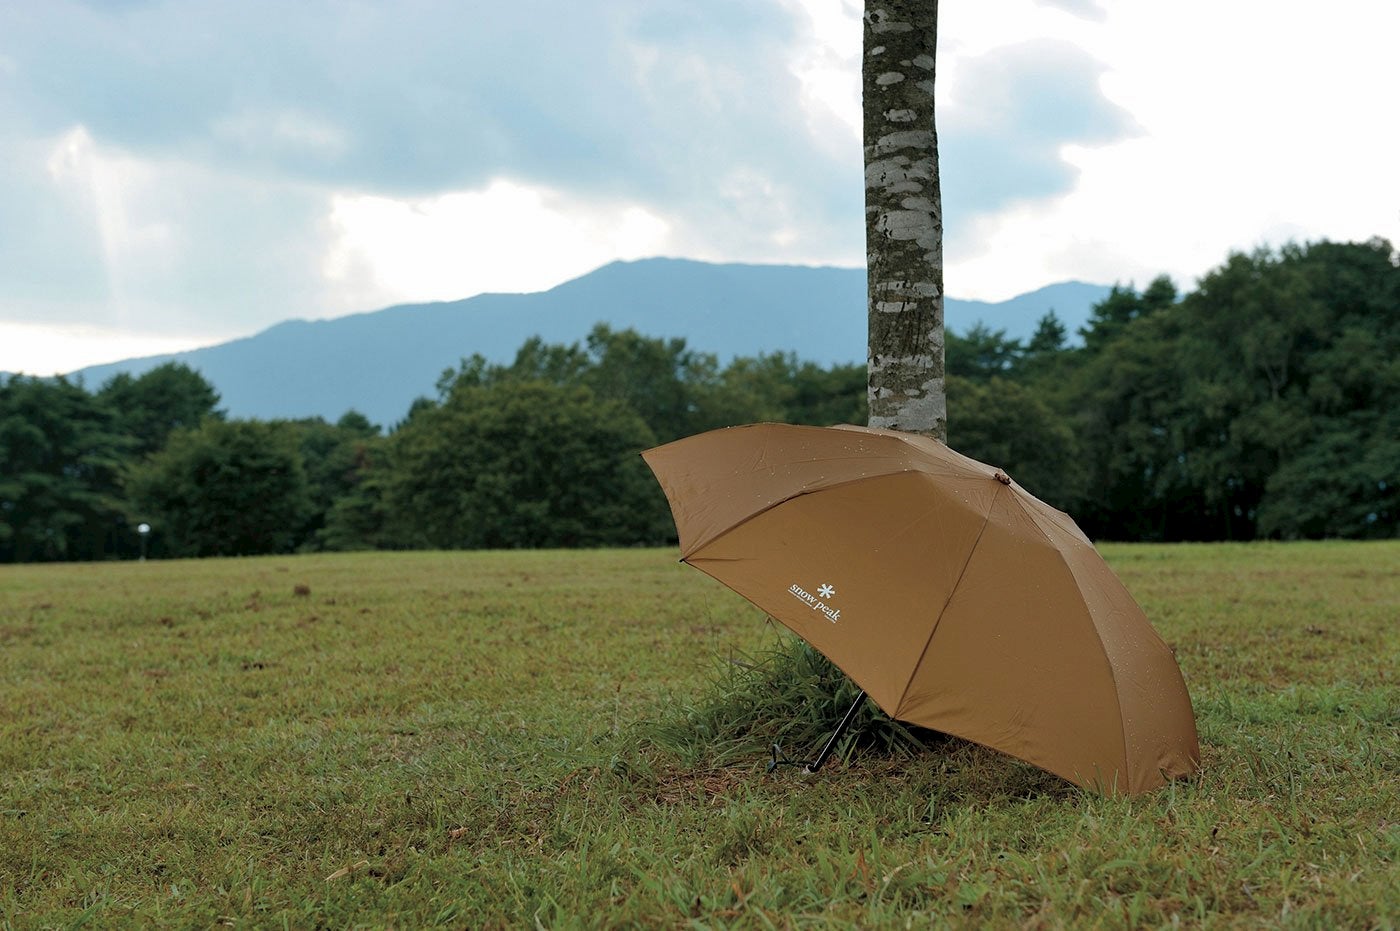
[788,582,841,624]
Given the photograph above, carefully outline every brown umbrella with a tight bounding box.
[642,422,1199,795]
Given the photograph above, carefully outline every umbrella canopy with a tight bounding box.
[642,422,1199,795]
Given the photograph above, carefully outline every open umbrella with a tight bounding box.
[642,422,1199,795]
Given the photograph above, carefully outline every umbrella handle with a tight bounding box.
[764,690,869,776]
[803,690,868,774]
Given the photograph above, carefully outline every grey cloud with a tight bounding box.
[940,40,1136,236]
[0,0,840,332]
[0,1,1138,340]
[0,125,330,333]
[0,0,801,200]
[0,137,109,312]
[1,4,1127,239]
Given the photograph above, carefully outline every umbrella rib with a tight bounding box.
[892,483,1003,718]
[677,470,914,559]
[1015,494,1134,789]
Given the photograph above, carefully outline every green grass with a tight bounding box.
[2,543,1397,928]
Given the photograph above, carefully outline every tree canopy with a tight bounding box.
[127,419,311,557]
[97,362,223,457]
[0,375,130,561]
[3,236,1395,562]
[386,380,669,549]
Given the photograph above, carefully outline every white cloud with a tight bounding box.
[1036,0,1107,22]
[923,0,1400,298]
[321,179,675,308]
[0,321,213,377]
[778,0,861,148]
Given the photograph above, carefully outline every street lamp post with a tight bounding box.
[137,522,151,562]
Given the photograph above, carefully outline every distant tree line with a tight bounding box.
[1,237,1394,561]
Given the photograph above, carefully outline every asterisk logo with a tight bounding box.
[817,583,835,599]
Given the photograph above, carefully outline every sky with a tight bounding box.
[2,0,1397,376]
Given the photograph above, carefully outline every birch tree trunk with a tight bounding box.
[864,0,945,440]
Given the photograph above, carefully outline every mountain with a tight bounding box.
[67,258,1109,427]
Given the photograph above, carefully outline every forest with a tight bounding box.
[2,237,1395,562]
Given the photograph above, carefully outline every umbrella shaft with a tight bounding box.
[804,690,868,774]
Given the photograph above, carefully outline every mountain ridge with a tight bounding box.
[58,258,1109,427]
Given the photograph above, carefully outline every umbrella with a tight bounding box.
[642,422,1200,795]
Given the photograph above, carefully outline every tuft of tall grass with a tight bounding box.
[635,631,936,769]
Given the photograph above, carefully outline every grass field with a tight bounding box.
[2,543,1398,928]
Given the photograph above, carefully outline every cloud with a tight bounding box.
[939,40,1137,258]
[322,180,675,308]
[210,108,350,164]
[0,0,1158,369]
[776,3,1137,247]
[2,2,1124,225]
[1036,0,1108,21]
[0,0,863,277]
[0,129,109,312]
[0,321,209,378]
[0,124,328,335]
[1,1,800,198]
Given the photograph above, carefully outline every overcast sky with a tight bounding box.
[3,0,1397,375]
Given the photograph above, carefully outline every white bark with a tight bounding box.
[864,0,945,440]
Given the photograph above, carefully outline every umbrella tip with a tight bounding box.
[994,469,1012,485]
